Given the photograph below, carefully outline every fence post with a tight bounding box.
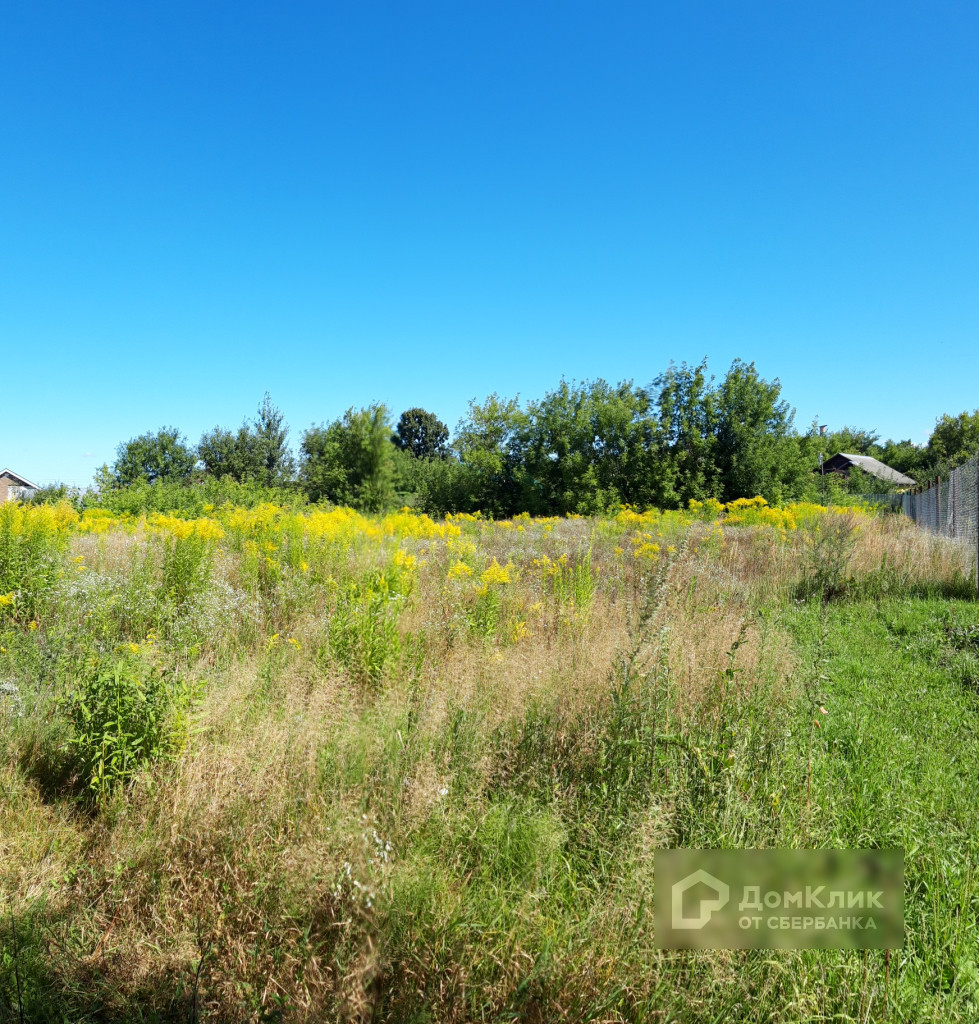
[975,461,979,597]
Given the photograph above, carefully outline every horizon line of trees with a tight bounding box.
[39,363,979,516]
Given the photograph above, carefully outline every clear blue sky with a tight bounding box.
[2,2,977,487]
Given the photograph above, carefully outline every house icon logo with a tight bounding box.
[671,869,730,929]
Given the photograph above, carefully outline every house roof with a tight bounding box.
[824,453,915,487]
[0,469,40,489]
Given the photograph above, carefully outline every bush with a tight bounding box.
[23,483,84,509]
[84,477,303,517]
[59,657,196,803]
[404,456,485,516]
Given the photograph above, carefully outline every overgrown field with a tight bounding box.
[1,497,978,1022]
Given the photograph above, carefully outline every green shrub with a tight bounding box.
[84,477,304,517]
[23,482,84,509]
[59,656,197,803]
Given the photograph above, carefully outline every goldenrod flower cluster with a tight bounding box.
[480,559,514,586]
[147,513,225,542]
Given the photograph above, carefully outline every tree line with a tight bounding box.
[81,362,979,515]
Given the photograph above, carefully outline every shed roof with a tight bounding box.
[822,453,915,487]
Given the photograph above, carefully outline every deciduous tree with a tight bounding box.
[112,427,196,486]
[925,410,979,471]
[394,408,450,460]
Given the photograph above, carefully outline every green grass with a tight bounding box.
[773,598,979,1023]
[371,596,979,1022]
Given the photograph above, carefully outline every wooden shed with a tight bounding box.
[816,453,915,488]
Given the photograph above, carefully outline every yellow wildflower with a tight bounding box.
[392,548,417,570]
[480,559,512,586]
[633,543,660,559]
[447,561,473,580]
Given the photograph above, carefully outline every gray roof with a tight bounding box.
[0,469,39,489]
[835,453,915,487]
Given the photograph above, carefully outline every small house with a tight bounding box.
[0,469,39,503]
[816,453,914,488]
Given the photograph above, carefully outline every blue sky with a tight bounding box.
[2,2,977,486]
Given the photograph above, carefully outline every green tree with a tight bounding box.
[878,438,924,480]
[520,379,667,514]
[453,394,529,517]
[925,410,979,472]
[394,408,450,460]
[396,450,482,516]
[254,393,295,485]
[520,381,599,514]
[299,404,395,511]
[112,427,196,486]
[299,422,349,504]
[817,425,882,460]
[647,360,718,506]
[198,394,294,485]
[197,424,261,481]
[713,359,807,502]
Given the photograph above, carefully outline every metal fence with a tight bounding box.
[864,455,979,591]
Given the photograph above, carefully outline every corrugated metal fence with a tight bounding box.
[864,454,979,591]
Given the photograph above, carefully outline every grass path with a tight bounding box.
[769,598,979,1024]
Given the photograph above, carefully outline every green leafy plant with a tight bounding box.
[60,656,196,803]
[467,584,502,640]
[161,531,214,608]
[547,548,598,614]
[328,576,404,689]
